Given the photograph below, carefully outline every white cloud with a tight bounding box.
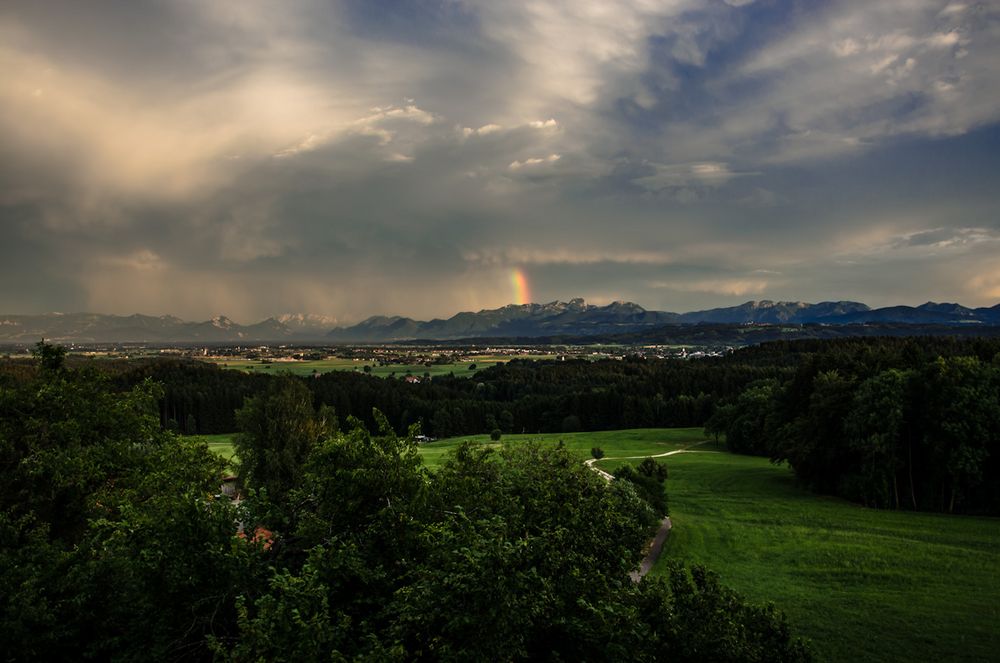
[476,0,694,118]
[463,123,503,137]
[938,3,968,17]
[633,162,746,191]
[691,1,1000,163]
[508,154,560,170]
[888,227,1000,251]
[833,38,862,57]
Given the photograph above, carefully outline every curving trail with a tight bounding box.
[585,441,717,581]
[583,442,717,481]
[630,517,672,582]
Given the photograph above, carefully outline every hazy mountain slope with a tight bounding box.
[325,299,682,341]
[3,298,999,344]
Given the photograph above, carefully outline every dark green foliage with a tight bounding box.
[500,409,514,432]
[916,356,1000,512]
[290,412,424,553]
[614,458,670,519]
[227,436,808,661]
[591,446,605,460]
[561,413,583,432]
[116,360,273,434]
[0,344,266,661]
[490,427,502,441]
[391,442,654,660]
[704,380,779,456]
[233,377,336,521]
[1,347,812,661]
[638,456,669,481]
[14,336,997,446]
[712,340,1000,513]
[636,564,812,663]
[32,339,66,372]
[95,351,794,438]
[843,369,910,508]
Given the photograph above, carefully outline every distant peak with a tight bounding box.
[276,312,339,328]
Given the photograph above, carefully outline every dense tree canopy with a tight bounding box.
[0,356,267,660]
[2,346,812,661]
[117,352,784,437]
[708,341,1000,513]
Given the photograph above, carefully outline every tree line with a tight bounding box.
[1,346,811,661]
[6,336,995,514]
[706,337,1000,514]
[96,354,791,437]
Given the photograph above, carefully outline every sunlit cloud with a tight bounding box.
[508,154,561,170]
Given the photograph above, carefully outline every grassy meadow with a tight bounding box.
[198,426,707,470]
[650,450,1000,662]
[203,355,526,378]
[416,427,711,470]
[193,433,237,467]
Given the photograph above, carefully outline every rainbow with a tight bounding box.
[510,269,531,305]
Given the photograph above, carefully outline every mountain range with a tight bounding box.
[1,299,999,344]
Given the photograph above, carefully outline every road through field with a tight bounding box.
[585,442,716,580]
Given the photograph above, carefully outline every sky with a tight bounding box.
[1,0,999,324]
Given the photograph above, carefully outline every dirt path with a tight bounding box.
[630,516,672,582]
[585,441,716,581]
[583,442,716,480]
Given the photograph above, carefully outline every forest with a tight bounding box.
[3,335,997,515]
[120,349,793,436]
[705,338,1000,514]
[0,345,810,661]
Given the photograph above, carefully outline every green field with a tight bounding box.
[199,427,707,470]
[192,433,237,467]
[651,450,1000,662]
[204,355,525,378]
[197,427,703,475]
[416,427,710,470]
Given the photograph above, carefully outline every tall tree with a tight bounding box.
[233,377,336,521]
[844,369,911,509]
[920,357,999,512]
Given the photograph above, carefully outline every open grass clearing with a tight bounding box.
[202,355,530,378]
[200,426,709,471]
[417,427,709,471]
[191,433,237,468]
[655,450,1000,662]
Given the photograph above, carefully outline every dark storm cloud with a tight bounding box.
[1,0,999,321]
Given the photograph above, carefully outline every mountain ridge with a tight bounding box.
[2,299,999,343]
